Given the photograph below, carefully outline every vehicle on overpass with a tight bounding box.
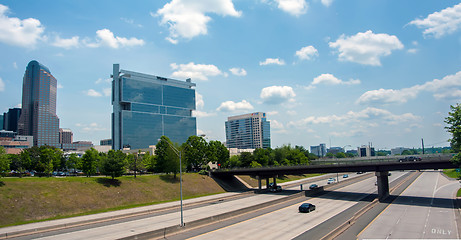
[398,156,422,162]
[299,203,316,213]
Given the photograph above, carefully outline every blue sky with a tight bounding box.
[0,0,460,150]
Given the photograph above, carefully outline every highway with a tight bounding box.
[167,172,408,240]
[3,173,341,240]
[358,170,460,239]
[5,170,451,240]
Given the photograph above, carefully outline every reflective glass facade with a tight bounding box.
[225,112,271,149]
[112,64,196,150]
[18,61,60,147]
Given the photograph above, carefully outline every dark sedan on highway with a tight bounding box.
[299,203,316,213]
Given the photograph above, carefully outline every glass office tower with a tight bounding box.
[112,64,196,150]
[225,112,271,149]
[18,60,60,147]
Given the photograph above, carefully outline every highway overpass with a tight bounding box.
[211,154,457,200]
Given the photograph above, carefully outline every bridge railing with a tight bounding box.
[310,153,453,166]
[212,153,454,172]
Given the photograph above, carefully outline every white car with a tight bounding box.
[327,178,336,184]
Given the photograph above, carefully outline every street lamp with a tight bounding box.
[159,139,184,227]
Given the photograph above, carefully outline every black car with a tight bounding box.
[309,184,318,190]
[299,203,316,213]
[398,156,422,162]
[268,183,282,192]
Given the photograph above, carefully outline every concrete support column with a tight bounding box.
[273,177,277,186]
[376,171,389,201]
[266,178,270,189]
[258,177,262,190]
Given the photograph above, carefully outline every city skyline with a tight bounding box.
[0,1,460,149]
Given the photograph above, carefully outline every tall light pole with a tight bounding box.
[160,139,184,227]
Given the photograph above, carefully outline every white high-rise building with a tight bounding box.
[225,112,271,149]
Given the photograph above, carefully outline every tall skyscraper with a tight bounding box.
[18,60,60,147]
[225,112,271,149]
[112,64,196,150]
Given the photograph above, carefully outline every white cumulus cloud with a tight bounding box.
[275,0,308,16]
[156,0,241,43]
[321,0,333,7]
[103,88,111,97]
[229,67,247,76]
[271,119,284,129]
[409,3,461,38]
[86,89,102,97]
[311,73,361,86]
[259,58,286,66]
[357,71,461,104]
[0,77,4,91]
[329,30,404,66]
[0,4,45,48]
[52,36,80,49]
[288,107,421,128]
[260,85,296,104]
[217,100,254,112]
[170,62,223,81]
[295,45,318,60]
[85,29,144,48]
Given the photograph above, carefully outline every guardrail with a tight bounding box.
[212,154,455,173]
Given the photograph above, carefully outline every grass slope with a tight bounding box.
[0,173,224,227]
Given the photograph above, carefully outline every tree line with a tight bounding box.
[0,135,230,179]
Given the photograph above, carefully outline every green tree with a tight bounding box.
[100,150,126,179]
[215,141,230,168]
[325,152,335,158]
[446,103,461,153]
[8,154,20,171]
[227,155,241,168]
[26,146,41,172]
[18,150,32,171]
[401,149,418,155]
[446,104,461,167]
[206,140,221,165]
[183,135,207,171]
[335,152,346,158]
[239,152,254,167]
[37,146,57,176]
[155,136,181,178]
[0,147,10,176]
[142,153,157,173]
[66,153,81,173]
[253,148,270,166]
[81,148,99,177]
[345,152,355,158]
[250,161,262,168]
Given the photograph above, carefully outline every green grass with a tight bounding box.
[443,169,460,179]
[457,188,461,198]
[0,173,225,227]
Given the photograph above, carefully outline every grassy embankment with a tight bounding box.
[0,173,224,227]
[0,173,324,227]
[238,173,324,188]
[443,169,461,197]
